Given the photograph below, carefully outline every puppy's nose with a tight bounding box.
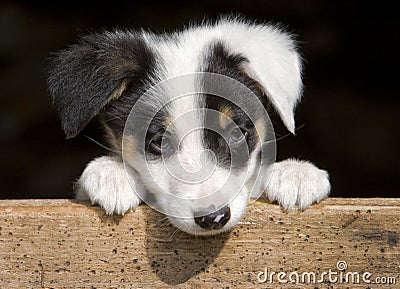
[194,206,231,230]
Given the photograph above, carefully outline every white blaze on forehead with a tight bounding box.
[163,72,205,166]
[152,26,214,78]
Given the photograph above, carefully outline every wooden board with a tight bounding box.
[0,198,399,288]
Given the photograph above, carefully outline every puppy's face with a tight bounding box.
[48,19,302,235]
[122,73,274,235]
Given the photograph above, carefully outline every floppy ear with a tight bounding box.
[48,31,155,138]
[219,19,303,133]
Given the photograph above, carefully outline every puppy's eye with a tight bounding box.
[229,127,247,144]
[148,132,173,155]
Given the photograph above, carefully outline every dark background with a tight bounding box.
[0,1,398,199]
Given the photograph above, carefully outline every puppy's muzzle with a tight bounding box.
[194,205,231,230]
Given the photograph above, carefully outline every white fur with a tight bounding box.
[75,156,143,215]
[264,159,330,210]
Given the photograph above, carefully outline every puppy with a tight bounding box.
[48,17,330,236]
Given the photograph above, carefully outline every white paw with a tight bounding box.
[75,156,143,215]
[264,159,330,210]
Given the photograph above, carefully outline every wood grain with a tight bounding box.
[0,198,399,288]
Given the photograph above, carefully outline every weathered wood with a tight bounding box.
[0,198,399,288]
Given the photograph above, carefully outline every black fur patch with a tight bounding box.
[143,107,178,160]
[48,31,156,138]
[202,41,270,170]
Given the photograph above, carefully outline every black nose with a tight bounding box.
[194,206,231,230]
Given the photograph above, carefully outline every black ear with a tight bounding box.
[48,31,155,138]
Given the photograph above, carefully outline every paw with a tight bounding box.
[75,156,143,215]
[264,159,330,210]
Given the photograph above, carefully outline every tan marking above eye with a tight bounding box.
[123,135,137,164]
[163,115,173,127]
[219,106,233,129]
[254,119,266,142]
[108,79,128,101]
[103,123,121,151]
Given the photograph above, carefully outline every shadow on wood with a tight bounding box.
[144,209,229,285]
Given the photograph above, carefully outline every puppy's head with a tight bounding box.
[48,18,302,235]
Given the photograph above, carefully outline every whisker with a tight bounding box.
[264,123,306,144]
[294,123,305,133]
[168,227,180,241]
[168,222,190,241]
[153,216,170,228]
[103,115,125,123]
[83,135,118,153]
[274,132,292,142]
